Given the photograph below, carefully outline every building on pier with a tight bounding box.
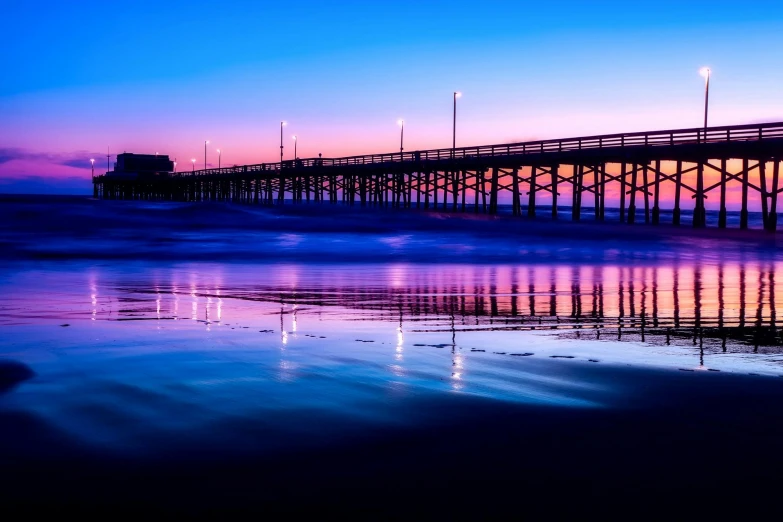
[107,153,174,179]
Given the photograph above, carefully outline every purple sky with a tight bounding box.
[1,0,782,194]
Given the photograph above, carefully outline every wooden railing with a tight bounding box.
[143,121,783,179]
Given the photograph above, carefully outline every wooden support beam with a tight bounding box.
[599,163,606,221]
[619,162,627,223]
[416,171,422,209]
[571,165,579,221]
[741,158,749,229]
[718,159,727,228]
[461,170,467,212]
[528,166,537,218]
[474,170,480,213]
[424,171,431,209]
[760,161,769,230]
[694,162,706,228]
[673,161,682,226]
[551,165,559,220]
[770,160,780,232]
[628,163,638,224]
[481,170,488,213]
[433,171,439,209]
[452,170,459,212]
[652,160,661,225]
[490,167,499,214]
[593,165,600,221]
[643,163,650,224]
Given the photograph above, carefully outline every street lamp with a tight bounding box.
[453,91,461,150]
[280,121,286,165]
[90,158,95,179]
[699,67,711,129]
[174,160,177,173]
[217,149,221,169]
[292,135,297,160]
[191,158,196,173]
[397,119,404,153]
[204,140,209,169]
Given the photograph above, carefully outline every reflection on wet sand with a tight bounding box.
[93,261,783,356]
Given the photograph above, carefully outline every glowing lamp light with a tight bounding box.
[216,149,220,153]
[90,158,95,164]
[699,67,711,79]
[397,119,404,126]
[191,158,196,163]
[454,91,462,98]
[281,121,287,126]
[292,135,297,141]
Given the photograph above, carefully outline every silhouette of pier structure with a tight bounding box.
[120,263,783,353]
[94,122,783,230]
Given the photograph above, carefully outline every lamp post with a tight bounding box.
[174,160,177,173]
[191,158,196,173]
[699,67,711,129]
[398,119,404,153]
[204,140,209,169]
[453,91,462,151]
[217,149,221,169]
[292,135,297,160]
[280,121,286,166]
[90,158,95,179]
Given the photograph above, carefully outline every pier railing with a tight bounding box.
[165,121,783,178]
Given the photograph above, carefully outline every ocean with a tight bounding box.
[2,195,783,515]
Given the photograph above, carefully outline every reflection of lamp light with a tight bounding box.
[292,304,298,332]
[699,67,711,129]
[217,289,222,323]
[191,286,197,321]
[90,277,97,321]
[173,285,179,320]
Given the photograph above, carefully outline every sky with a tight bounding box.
[1,0,782,194]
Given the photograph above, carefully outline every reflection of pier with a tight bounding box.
[122,263,783,352]
[95,122,783,230]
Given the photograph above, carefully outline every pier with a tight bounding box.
[94,121,783,230]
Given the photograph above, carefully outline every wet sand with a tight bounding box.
[2,199,783,515]
[4,364,783,516]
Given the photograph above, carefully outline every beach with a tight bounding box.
[2,196,783,515]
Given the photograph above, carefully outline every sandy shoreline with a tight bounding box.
[3,362,783,515]
[2,199,783,515]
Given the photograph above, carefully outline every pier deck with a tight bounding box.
[94,121,783,230]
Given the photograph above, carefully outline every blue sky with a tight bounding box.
[1,0,782,192]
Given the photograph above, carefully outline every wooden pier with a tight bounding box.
[94,122,783,230]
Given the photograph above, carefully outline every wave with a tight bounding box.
[0,197,779,263]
